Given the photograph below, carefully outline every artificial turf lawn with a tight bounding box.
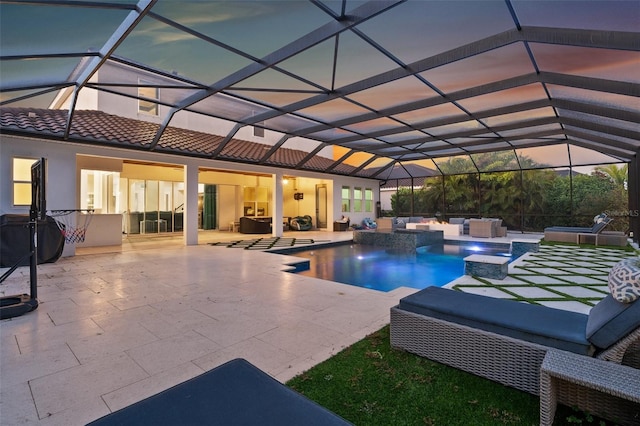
[286,325,610,426]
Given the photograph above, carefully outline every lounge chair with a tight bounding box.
[390,286,640,424]
[544,214,614,244]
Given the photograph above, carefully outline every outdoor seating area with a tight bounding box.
[397,217,508,238]
[376,216,437,231]
[390,258,640,425]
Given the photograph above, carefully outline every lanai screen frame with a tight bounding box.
[0,0,638,240]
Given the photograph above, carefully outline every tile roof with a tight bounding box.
[0,108,357,176]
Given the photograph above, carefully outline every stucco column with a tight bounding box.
[272,172,283,237]
[184,163,199,245]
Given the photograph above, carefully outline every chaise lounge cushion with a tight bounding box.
[586,294,640,350]
[398,287,592,355]
[87,358,351,425]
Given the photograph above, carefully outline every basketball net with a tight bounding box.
[49,210,94,244]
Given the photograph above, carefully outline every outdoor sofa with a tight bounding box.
[391,285,640,424]
[239,216,272,234]
[468,218,507,238]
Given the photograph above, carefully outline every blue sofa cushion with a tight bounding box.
[586,294,640,349]
[398,287,592,355]
[396,217,410,227]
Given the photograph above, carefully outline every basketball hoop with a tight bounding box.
[49,209,94,244]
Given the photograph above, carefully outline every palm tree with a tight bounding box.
[594,164,628,187]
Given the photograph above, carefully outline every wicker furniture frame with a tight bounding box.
[540,350,640,426]
[390,307,640,396]
[468,218,506,238]
[544,230,628,247]
[468,219,495,238]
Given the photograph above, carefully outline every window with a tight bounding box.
[365,188,373,212]
[80,170,122,213]
[12,157,37,206]
[353,187,362,212]
[341,186,350,212]
[138,80,159,115]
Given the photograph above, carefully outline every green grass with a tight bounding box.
[286,326,612,426]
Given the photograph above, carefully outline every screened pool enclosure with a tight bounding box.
[1,0,638,240]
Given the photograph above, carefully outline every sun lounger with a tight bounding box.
[544,214,615,244]
[390,287,640,423]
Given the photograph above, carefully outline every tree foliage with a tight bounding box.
[388,154,629,232]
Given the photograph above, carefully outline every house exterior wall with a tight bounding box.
[1,62,382,254]
[1,133,380,254]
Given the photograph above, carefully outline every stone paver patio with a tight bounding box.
[1,231,637,425]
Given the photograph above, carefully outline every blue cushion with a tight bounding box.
[591,220,609,233]
[586,295,640,349]
[87,358,351,425]
[396,217,409,227]
[544,226,593,233]
[398,287,592,355]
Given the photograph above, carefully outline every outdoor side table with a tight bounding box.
[576,232,599,245]
[540,349,640,426]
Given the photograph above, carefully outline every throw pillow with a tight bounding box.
[608,257,640,303]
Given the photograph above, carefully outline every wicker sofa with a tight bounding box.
[239,216,272,234]
[468,218,507,238]
[391,287,640,424]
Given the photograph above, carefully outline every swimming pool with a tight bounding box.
[288,242,511,292]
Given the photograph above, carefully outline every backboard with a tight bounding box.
[30,158,46,220]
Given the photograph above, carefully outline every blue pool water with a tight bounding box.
[289,243,511,292]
